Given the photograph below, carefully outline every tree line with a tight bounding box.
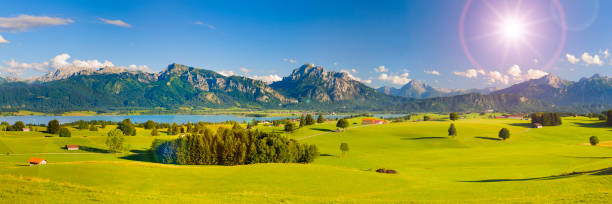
[152,127,318,165]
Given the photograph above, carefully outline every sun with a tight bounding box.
[500,18,525,41]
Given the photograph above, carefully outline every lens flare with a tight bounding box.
[500,17,525,42]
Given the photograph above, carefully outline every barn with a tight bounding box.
[66,144,79,151]
[28,157,47,166]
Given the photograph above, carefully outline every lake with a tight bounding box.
[0,114,407,124]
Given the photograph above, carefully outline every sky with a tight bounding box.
[0,0,611,89]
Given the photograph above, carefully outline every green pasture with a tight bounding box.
[1,116,611,203]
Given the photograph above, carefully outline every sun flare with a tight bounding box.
[501,18,525,41]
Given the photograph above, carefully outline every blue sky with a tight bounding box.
[0,0,611,89]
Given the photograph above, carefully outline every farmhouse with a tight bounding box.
[28,157,47,166]
[22,128,31,132]
[494,116,507,119]
[361,118,390,125]
[66,144,79,151]
[532,123,543,128]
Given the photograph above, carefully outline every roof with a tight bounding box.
[28,157,46,164]
[66,144,79,148]
[362,118,377,121]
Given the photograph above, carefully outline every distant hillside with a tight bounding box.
[403,93,550,113]
[378,80,497,99]
[493,74,612,106]
[0,64,295,112]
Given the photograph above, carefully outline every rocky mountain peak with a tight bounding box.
[533,74,568,88]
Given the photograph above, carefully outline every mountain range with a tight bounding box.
[0,63,610,113]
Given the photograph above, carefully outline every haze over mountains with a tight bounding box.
[0,63,610,113]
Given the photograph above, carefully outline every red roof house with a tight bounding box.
[28,157,47,166]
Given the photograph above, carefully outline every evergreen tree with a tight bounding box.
[423,115,431,121]
[305,114,315,125]
[299,115,305,127]
[317,114,325,123]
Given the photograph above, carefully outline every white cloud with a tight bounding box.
[362,79,372,84]
[125,65,152,73]
[195,21,215,30]
[239,67,249,74]
[424,70,440,76]
[581,52,603,66]
[453,69,480,78]
[0,15,73,32]
[351,68,357,73]
[533,58,539,65]
[218,70,235,76]
[250,74,282,83]
[99,18,132,28]
[0,35,8,43]
[526,69,548,79]
[0,53,150,76]
[601,49,609,58]
[374,65,388,73]
[566,54,580,64]
[283,58,296,64]
[487,71,509,85]
[378,72,410,85]
[507,64,522,78]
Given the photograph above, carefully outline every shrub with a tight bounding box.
[423,115,431,121]
[340,142,349,156]
[531,112,562,126]
[336,119,349,129]
[498,128,510,140]
[589,136,599,146]
[59,128,71,137]
[284,122,296,132]
[117,119,136,136]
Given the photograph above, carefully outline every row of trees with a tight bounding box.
[152,127,318,165]
[530,112,562,126]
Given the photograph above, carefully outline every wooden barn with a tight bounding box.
[66,144,79,151]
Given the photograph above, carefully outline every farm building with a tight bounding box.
[494,116,507,119]
[28,157,47,166]
[66,144,79,151]
[361,118,390,125]
[532,123,543,128]
[22,128,31,132]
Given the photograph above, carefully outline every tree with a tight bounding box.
[449,112,459,121]
[151,127,159,136]
[284,122,296,132]
[305,114,316,125]
[106,129,125,153]
[299,115,305,127]
[88,124,98,132]
[317,114,325,123]
[11,121,25,131]
[77,120,88,129]
[590,136,599,146]
[340,142,349,157]
[336,119,349,129]
[117,119,136,136]
[47,119,60,134]
[448,123,457,137]
[59,127,71,137]
[423,115,431,121]
[144,120,157,129]
[498,128,510,140]
[607,110,612,126]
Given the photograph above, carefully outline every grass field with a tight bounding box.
[1,116,612,203]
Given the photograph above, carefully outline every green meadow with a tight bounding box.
[1,116,612,203]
